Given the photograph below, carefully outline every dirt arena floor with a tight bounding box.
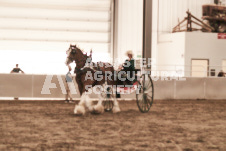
[0,100,226,151]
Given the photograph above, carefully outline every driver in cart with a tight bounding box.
[118,50,136,85]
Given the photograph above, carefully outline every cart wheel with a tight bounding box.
[218,23,226,33]
[136,74,154,113]
[102,87,114,112]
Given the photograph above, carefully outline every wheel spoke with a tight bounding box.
[142,76,145,87]
[146,101,151,109]
[141,98,145,111]
[145,77,153,89]
[143,94,149,112]
[144,88,153,94]
[144,79,151,88]
[138,94,143,100]
[147,92,153,99]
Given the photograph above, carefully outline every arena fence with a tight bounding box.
[0,74,226,100]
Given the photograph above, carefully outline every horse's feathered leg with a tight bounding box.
[85,94,94,112]
[88,86,104,114]
[107,77,121,113]
[74,93,86,115]
[93,93,104,114]
[73,75,87,115]
[112,97,121,113]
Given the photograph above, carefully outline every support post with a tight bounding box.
[143,0,152,69]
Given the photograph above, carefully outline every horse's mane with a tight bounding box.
[76,45,84,53]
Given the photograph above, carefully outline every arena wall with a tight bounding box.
[0,74,225,100]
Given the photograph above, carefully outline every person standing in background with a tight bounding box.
[10,64,24,74]
[10,64,24,100]
[65,66,74,103]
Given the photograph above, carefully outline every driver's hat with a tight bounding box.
[125,50,133,56]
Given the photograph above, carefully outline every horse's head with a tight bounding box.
[65,44,92,69]
[66,44,78,64]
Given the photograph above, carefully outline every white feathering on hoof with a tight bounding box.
[74,105,85,115]
[113,98,120,113]
[113,106,121,113]
[85,95,94,112]
[93,104,104,114]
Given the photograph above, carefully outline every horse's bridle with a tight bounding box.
[66,47,77,62]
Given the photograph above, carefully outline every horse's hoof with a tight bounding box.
[87,106,94,112]
[74,105,85,115]
[92,105,104,114]
[113,107,121,113]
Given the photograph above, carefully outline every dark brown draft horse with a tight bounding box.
[65,44,120,115]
